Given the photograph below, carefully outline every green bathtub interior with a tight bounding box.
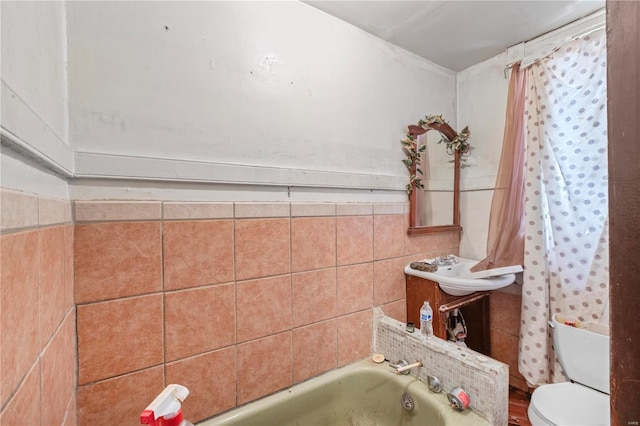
[199,358,488,426]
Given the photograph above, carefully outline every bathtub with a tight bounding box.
[199,358,488,425]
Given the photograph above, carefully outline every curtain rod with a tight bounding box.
[503,8,605,77]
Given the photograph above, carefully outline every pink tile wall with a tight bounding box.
[72,201,459,424]
[164,285,235,361]
[0,190,76,426]
[489,288,529,391]
[235,218,290,280]
[293,320,337,382]
[236,275,292,342]
[163,220,234,290]
[77,295,164,384]
[74,221,162,303]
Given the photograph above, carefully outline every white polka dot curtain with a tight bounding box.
[519,28,609,386]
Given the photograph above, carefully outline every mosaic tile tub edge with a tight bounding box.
[373,312,508,425]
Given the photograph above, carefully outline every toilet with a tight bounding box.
[528,314,610,425]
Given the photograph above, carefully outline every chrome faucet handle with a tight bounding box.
[390,360,423,375]
[427,375,442,393]
[389,359,409,370]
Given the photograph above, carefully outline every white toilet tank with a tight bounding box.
[552,314,610,394]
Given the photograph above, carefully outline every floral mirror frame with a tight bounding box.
[401,115,470,235]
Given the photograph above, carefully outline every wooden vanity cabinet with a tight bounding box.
[406,274,491,355]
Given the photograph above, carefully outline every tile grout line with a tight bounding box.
[36,206,44,426]
[288,208,294,386]
[160,203,166,388]
[371,213,377,312]
[334,214,339,368]
[232,203,239,409]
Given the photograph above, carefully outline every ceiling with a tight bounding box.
[303,0,605,71]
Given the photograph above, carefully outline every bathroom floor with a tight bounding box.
[508,387,532,426]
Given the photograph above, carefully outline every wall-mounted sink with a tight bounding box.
[404,257,522,296]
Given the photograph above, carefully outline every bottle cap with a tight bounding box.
[372,353,385,363]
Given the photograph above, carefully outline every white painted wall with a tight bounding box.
[1,1,72,197]
[1,148,70,199]
[456,53,510,259]
[1,1,68,143]
[66,1,456,192]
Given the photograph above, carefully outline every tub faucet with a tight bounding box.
[427,375,442,393]
[389,359,423,375]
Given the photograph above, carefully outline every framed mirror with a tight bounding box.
[403,119,467,235]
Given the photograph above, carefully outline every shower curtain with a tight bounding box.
[519,28,609,386]
[471,63,526,273]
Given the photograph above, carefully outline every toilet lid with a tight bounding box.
[530,382,610,425]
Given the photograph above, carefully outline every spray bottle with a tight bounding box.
[140,384,194,426]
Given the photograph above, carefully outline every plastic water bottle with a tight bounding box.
[420,301,433,338]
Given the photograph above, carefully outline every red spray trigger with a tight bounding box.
[140,384,189,426]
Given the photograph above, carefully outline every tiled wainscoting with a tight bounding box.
[374,312,509,425]
[73,201,459,424]
[0,190,76,425]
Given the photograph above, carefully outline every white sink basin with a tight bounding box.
[404,257,521,296]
